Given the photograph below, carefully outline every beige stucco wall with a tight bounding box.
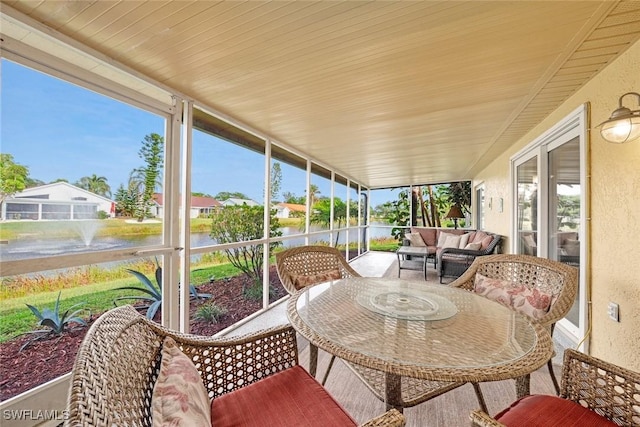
[474,39,640,371]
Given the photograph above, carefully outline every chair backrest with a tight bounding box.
[66,305,163,426]
[561,349,640,425]
[449,254,578,328]
[275,245,361,294]
[65,305,299,426]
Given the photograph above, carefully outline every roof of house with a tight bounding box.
[276,203,306,212]
[13,182,114,203]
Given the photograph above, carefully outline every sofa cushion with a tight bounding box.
[405,232,426,247]
[152,337,212,427]
[211,365,357,427]
[464,242,482,250]
[471,231,488,244]
[479,234,494,250]
[437,231,460,248]
[291,269,342,290]
[458,233,471,248]
[442,234,462,249]
[495,394,618,426]
[473,273,552,320]
[411,227,437,246]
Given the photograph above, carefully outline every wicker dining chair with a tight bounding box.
[448,254,579,395]
[64,305,405,427]
[275,245,362,384]
[276,245,477,412]
[470,349,640,426]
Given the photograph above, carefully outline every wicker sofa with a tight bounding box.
[64,305,405,427]
[403,227,502,282]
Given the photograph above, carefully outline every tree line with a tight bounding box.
[377,183,472,241]
[1,132,334,222]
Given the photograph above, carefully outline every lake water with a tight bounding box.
[0,223,399,262]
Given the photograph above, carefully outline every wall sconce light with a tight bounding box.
[597,92,640,144]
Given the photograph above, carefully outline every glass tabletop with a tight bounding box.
[288,277,551,378]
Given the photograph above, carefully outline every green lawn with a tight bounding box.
[1,277,140,342]
[0,217,213,241]
[0,263,245,343]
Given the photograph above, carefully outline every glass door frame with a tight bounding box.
[513,152,541,256]
[510,104,589,351]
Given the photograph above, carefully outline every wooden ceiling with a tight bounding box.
[3,1,640,188]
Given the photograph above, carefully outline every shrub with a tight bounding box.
[195,302,227,323]
[243,282,276,302]
[209,205,282,290]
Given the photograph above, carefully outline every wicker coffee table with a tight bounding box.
[287,277,553,412]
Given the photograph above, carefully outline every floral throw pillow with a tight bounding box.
[292,269,342,290]
[152,337,211,427]
[473,272,553,320]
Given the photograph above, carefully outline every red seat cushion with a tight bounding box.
[211,365,357,427]
[495,394,618,427]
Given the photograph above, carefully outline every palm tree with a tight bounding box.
[307,184,320,206]
[310,198,357,246]
[75,174,111,198]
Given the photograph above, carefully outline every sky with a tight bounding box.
[1,59,400,208]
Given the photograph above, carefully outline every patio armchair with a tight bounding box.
[448,254,578,395]
[470,348,640,426]
[64,305,405,427]
[276,245,479,412]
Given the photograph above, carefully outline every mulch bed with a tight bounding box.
[0,266,287,402]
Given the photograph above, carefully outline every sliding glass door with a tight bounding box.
[511,105,588,348]
[547,137,581,329]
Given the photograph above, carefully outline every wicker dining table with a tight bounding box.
[286,277,553,412]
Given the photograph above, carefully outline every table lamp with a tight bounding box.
[445,204,465,229]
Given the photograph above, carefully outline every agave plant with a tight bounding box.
[21,292,89,351]
[189,284,212,301]
[114,262,163,320]
[114,259,211,320]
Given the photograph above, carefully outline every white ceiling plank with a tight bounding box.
[4,0,639,188]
